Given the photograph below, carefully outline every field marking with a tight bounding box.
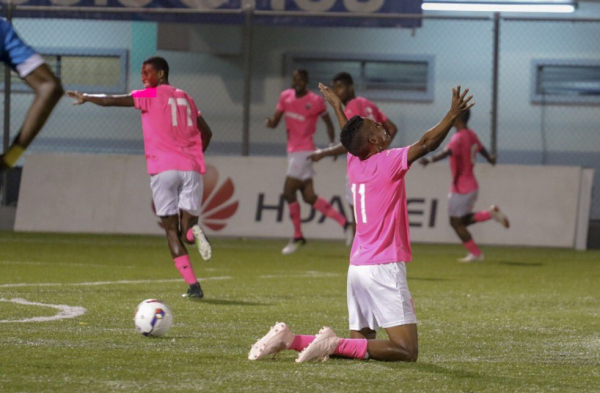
[259,271,343,279]
[0,298,87,323]
[0,276,232,289]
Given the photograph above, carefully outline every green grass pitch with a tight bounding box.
[0,232,598,392]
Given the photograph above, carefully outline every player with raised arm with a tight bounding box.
[309,72,398,243]
[419,109,509,262]
[0,19,63,171]
[66,57,212,298]
[266,69,351,255]
[249,83,473,363]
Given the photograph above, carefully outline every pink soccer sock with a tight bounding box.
[289,201,303,239]
[289,335,315,352]
[186,228,194,242]
[463,239,482,256]
[473,211,492,222]
[174,255,198,285]
[313,197,347,227]
[333,338,369,360]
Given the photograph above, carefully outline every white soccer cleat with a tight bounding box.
[296,326,341,363]
[192,224,212,261]
[248,322,295,361]
[458,253,485,263]
[281,238,306,255]
[490,205,510,229]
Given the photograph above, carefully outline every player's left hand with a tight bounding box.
[308,150,325,162]
[419,158,430,167]
[318,83,343,109]
[65,91,86,105]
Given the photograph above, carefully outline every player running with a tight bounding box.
[309,72,397,243]
[0,18,63,171]
[419,109,509,262]
[66,57,212,298]
[266,69,350,255]
[249,84,473,363]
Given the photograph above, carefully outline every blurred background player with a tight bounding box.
[419,109,510,262]
[249,84,474,363]
[0,18,63,171]
[309,72,397,242]
[266,69,350,255]
[66,56,212,298]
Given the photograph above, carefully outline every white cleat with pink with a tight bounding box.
[490,205,510,229]
[296,327,341,363]
[248,322,295,360]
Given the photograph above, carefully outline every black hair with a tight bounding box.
[341,115,366,157]
[333,72,354,86]
[143,56,169,80]
[459,108,470,124]
[294,69,309,82]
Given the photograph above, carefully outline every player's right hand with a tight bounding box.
[65,91,86,105]
[265,118,275,128]
[308,150,325,162]
[449,85,474,118]
[419,158,430,167]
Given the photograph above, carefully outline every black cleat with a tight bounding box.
[182,282,204,299]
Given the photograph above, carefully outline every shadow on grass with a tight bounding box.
[499,261,544,267]
[193,298,267,306]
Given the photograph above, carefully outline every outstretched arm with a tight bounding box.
[419,149,451,167]
[308,143,347,162]
[479,146,496,165]
[66,91,134,107]
[407,86,473,166]
[321,113,335,144]
[198,116,213,152]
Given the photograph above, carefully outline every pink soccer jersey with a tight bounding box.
[347,147,412,266]
[276,89,327,152]
[132,85,205,175]
[344,96,388,123]
[446,128,482,194]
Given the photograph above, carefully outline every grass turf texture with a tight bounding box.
[0,232,598,392]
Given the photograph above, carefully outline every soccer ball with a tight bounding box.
[133,299,173,337]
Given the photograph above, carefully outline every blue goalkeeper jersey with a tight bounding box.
[0,18,37,74]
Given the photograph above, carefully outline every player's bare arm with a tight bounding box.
[265,111,283,128]
[479,146,496,166]
[66,91,134,107]
[407,86,474,166]
[308,143,347,162]
[419,149,451,166]
[318,83,347,130]
[321,112,336,144]
[198,116,212,152]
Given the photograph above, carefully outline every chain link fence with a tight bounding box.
[0,9,598,220]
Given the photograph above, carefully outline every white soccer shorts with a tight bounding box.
[150,170,203,217]
[448,190,478,218]
[347,262,417,331]
[286,151,315,181]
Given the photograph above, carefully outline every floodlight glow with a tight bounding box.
[422,2,576,13]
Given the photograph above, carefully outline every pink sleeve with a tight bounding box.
[386,147,410,179]
[131,89,155,112]
[197,110,202,118]
[344,102,355,119]
[275,91,286,112]
[446,134,460,152]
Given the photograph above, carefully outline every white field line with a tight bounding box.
[0,298,87,323]
[0,276,232,289]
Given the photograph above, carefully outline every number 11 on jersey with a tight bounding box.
[351,183,367,224]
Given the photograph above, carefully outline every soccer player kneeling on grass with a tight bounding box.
[66,57,212,299]
[249,84,473,362]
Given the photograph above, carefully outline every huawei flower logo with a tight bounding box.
[152,164,239,231]
[199,164,239,231]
